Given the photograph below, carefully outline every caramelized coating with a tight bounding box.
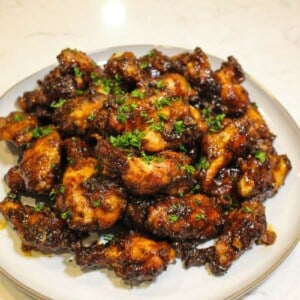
[52,93,107,136]
[0,47,292,285]
[199,117,250,191]
[97,138,192,195]
[0,111,38,147]
[208,201,275,274]
[11,126,62,194]
[56,138,126,231]
[215,56,249,116]
[126,194,224,240]
[76,232,175,284]
[0,199,80,253]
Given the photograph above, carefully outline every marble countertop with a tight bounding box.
[0,0,299,299]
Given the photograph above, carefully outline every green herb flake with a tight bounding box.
[7,192,17,200]
[174,120,185,135]
[156,80,165,89]
[67,157,75,165]
[92,201,100,207]
[254,150,267,163]
[88,112,95,121]
[116,114,127,123]
[32,127,53,138]
[147,49,156,57]
[74,67,83,78]
[195,213,205,221]
[130,89,145,99]
[158,113,168,121]
[178,192,184,198]
[103,233,114,241]
[244,206,253,213]
[115,96,126,105]
[61,210,71,220]
[13,113,26,122]
[186,165,195,174]
[141,152,153,164]
[195,199,202,206]
[50,98,67,108]
[90,72,98,81]
[154,97,171,110]
[168,214,178,223]
[196,157,209,170]
[191,184,201,194]
[109,130,145,149]
[150,122,164,132]
[34,202,44,212]
[140,111,148,118]
[178,145,188,154]
[75,89,84,95]
[140,61,149,69]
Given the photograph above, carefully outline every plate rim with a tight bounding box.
[0,43,299,300]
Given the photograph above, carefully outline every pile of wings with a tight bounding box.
[0,47,291,284]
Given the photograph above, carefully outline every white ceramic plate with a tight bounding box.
[0,45,299,300]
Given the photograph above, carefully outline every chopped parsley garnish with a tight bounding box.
[13,113,26,122]
[150,122,164,132]
[140,61,149,69]
[202,108,225,133]
[158,113,168,121]
[88,112,95,121]
[178,145,188,153]
[7,192,17,200]
[32,127,53,138]
[50,162,57,169]
[116,114,127,123]
[146,117,155,124]
[186,165,195,174]
[196,156,209,170]
[74,67,83,78]
[90,72,98,81]
[50,98,67,108]
[61,210,71,220]
[103,233,114,241]
[67,157,75,165]
[75,89,84,95]
[154,97,171,110]
[147,49,156,57]
[168,214,178,223]
[115,95,126,105]
[191,184,201,194]
[141,152,163,164]
[178,192,184,198]
[156,80,165,89]
[34,202,44,212]
[195,213,205,221]
[174,120,185,134]
[140,111,148,118]
[195,199,202,206]
[92,200,100,207]
[254,150,267,163]
[49,185,65,201]
[130,89,145,99]
[243,206,253,213]
[110,130,145,149]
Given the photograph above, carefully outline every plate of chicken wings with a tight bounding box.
[0,45,299,300]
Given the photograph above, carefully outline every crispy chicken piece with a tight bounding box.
[75,232,175,284]
[208,201,276,274]
[0,111,39,147]
[107,74,206,152]
[215,56,249,116]
[8,126,62,194]
[104,51,148,86]
[97,138,193,195]
[171,47,220,102]
[56,138,126,231]
[52,93,107,136]
[126,194,224,240]
[237,140,291,200]
[199,117,251,192]
[0,199,80,253]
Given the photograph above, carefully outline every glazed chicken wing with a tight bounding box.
[56,138,126,231]
[5,126,62,195]
[0,199,80,253]
[76,232,175,284]
[0,111,39,148]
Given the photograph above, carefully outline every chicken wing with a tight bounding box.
[0,199,80,253]
[75,232,175,284]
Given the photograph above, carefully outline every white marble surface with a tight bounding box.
[0,0,299,299]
